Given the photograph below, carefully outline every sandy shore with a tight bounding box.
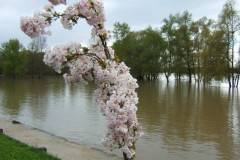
[0,118,121,160]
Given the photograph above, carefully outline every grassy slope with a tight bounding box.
[0,133,61,160]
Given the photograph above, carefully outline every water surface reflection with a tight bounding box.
[136,81,240,160]
[0,77,239,160]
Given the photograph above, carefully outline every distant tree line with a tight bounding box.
[0,0,239,87]
[112,0,240,87]
[0,37,56,79]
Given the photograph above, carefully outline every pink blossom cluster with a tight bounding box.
[43,43,85,73]
[20,13,51,38]
[89,41,114,60]
[20,0,143,159]
[60,0,106,30]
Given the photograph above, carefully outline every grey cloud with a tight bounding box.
[0,0,238,48]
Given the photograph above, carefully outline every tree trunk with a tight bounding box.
[123,153,133,160]
[165,74,169,83]
[228,76,232,88]
[231,31,235,87]
[188,73,192,82]
[187,63,192,82]
[235,75,239,88]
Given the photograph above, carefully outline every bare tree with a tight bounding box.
[28,35,47,52]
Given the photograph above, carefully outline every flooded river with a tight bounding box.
[0,77,239,160]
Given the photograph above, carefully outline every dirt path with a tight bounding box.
[0,118,121,160]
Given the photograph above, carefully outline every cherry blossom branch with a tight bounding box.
[20,1,143,159]
[42,5,111,60]
[81,52,105,66]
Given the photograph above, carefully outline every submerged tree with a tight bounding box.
[161,14,178,82]
[176,11,196,82]
[27,35,48,78]
[20,0,143,159]
[141,27,167,80]
[0,39,27,78]
[113,31,145,79]
[113,24,167,80]
[217,0,240,87]
[191,17,214,83]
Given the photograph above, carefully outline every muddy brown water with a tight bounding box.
[0,77,239,160]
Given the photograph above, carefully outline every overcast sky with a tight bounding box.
[0,0,239,48]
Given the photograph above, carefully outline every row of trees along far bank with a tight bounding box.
[112,0,240,87]
[0,37,56,79]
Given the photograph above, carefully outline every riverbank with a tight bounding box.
[0,118,121,160]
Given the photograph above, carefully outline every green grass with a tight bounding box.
[0,133,61,160]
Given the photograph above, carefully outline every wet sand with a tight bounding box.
[0,118,121,160]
